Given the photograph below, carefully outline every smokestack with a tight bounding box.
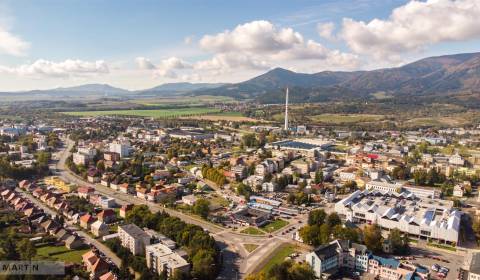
[284,87,289,131]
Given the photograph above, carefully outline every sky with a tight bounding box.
[0,0,479,91]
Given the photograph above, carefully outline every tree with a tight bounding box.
[193,199,210,219]
[242,133,257,148]
[364,224,383,253]
[18,239,36,261]
[319,224,330,244]
[314,170,324,184]
[1,237,20,260]
[191,249,217,280]
[326,213,341,228]
[308,209,326,226]
[299,225,320,246]
[388,228,410,255]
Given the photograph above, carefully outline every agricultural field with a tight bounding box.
[132,95,236,106]
[181,111,257,122]
[309,113,385,124]
[63,107,220,118]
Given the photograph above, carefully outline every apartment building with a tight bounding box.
[145,243,190,277]
[118,224,151,255]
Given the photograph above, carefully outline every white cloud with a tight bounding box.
[135,57,156,70]
[195,20,359,76]
[340,0,480,60]
[0,59,109,78]
[317,22,336,41]
[194,53,269,71]
[152,57,191,78]
[0,25,29,56]
[200,20,303,54]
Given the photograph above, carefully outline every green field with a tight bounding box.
[240,227,265,235]
[132,95,236,106]
[35,245,90,264]
[309,114,385,124]
[63,107,220,118]
[260,219,289,233]
[259,244,297,274]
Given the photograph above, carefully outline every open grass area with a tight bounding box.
[309,114,385,124]
[260,219,289,233]
[259,244,297,274]
[240,227,265,235]
[62,107,220,118]
[243,243,259,253]
[35,245,90,264]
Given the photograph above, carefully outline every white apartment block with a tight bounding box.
[118,224,151,255]
[109,140,131,158]
[335,190,461,244]
[146,243,190,277]
[73,152,89,165]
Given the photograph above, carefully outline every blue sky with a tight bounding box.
[0,0,479,91]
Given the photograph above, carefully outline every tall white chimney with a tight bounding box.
[284,87,289,131]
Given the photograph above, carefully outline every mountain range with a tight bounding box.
[1,51,479,103]
[193,52,480,103]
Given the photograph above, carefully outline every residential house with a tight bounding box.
[65,235,84,249]
[97,209,116,224]
[91,221,109,237]
[119,204,133,218]
[80,214,96,230]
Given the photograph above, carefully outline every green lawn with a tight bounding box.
[240,227,265,235]
[243,244,259,253]
[260,219,289,233]
[259,244,297,274]
[62,107,220,118]
[35,245,90,264]
[309,114,385,124]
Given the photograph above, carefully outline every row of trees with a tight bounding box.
[363,224,410,255]
[125,205,220,280]
[0,153,51,180]
[299,210,358,246]
[201,165,227,186]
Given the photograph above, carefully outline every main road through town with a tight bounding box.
[53,138,304,278]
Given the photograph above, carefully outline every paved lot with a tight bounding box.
[409,246,464,280]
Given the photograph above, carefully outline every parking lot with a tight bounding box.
[409,246,464,280]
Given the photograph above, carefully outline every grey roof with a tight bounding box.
[314,243,339,260]
[119,224,150,239]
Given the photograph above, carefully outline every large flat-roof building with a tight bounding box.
[335,189,461,244]
[145,243,190,277]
